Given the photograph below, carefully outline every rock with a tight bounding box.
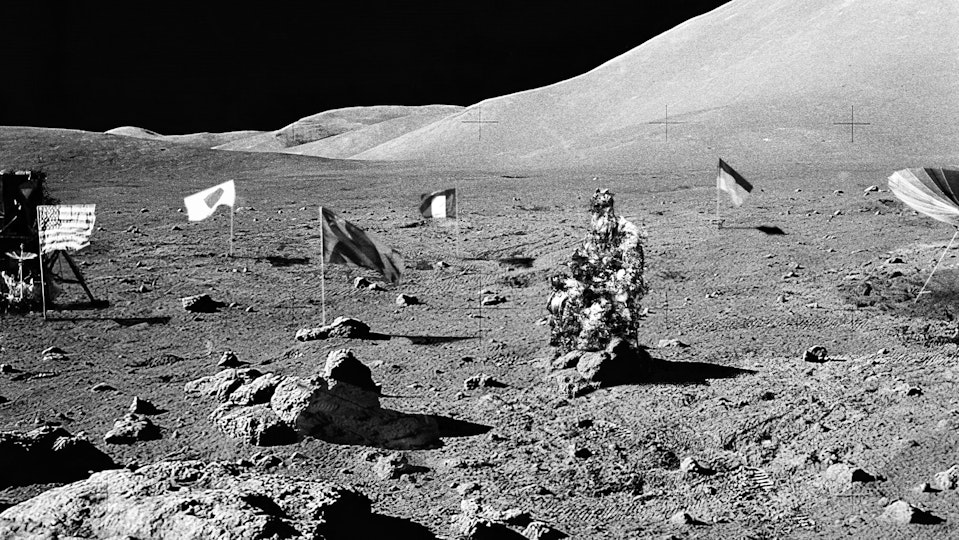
[933,465,959,490]
[803,346,828,363]
[180,294,223,313]
[486,507,531,527]
[104,414,161,445]
[864,185,880,193]
[906,386,923,396]
[353,276,387,291]
[456,481,481,495]
[40,347,68,362]
[657,338,689,348]
[90,382,116,392]
[880,500,943,525]
[217,350,242,368]
[324,349,378,392]
[227,373,283,406]
[0,426,116,488]
[551,350,583,370]
[0,460,372,539]
[129,396,160,415]
[824,463,879,486]
[523,521,567,540]
[373,452,419,480]
[0,363,14,373]
[575,337,650,386]
[184,368,263,402]
[887,256,904,264]
[568,443,591,459]
[395,293,421,306]
[916,482,939,493]
[295,316,370,341]
[433,261,449,270]
[270,375,440,450]
[455,517,525,540]
[210,403,297,446]
[481,295,507,306]
[669,510,703,526]
[679,457,712,475]
[464,374,506,390]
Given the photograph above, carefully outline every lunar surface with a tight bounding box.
[2,0,959,538]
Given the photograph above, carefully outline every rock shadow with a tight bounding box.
[382,334,475,345]
[722,225,786,235]
[342,514,438,540]
[638,357,758,385]
[261,255,311,267]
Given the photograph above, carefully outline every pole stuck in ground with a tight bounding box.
[319,206,327,326]
[36,210,46,320]
[915,229,959,303]
[229,204,235,258]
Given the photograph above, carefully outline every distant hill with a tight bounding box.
[105,126,265,149]
[349,0,959,168]
[214,105,463,153]
[281,106,462,159]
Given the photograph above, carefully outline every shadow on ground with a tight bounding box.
[640,357,757,385]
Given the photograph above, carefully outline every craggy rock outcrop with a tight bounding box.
[104,413,162,445]
[0,426,116,488]
[547,188,647,353]
[0,460,372,539]
[186,349,440,449]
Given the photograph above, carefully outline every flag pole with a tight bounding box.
[715,167,722,229]
[915,229,959,303]
[319,206,327,325]
[454,186,461,260]
[229,204,235,257]
[36,210,46,320]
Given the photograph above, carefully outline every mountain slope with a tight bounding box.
[353,0,959,167]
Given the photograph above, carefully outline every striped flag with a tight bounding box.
[37,205,96,254]
[419,188,456,219]
[716,159,753,207]
[183,180,235,221]
[319,207,403,284]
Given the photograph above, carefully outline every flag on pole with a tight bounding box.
[37,205,96,254]
[419,188,457,219]
[319,207,404,284]
[183,180,236,221]
[716,159,753,207]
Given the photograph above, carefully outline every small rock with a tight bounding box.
[104,414,161,445]
[523,521,567,540]
[669,510,701,526]
[170,225,182,231]
[0,363,14,373]
[90,383,116,392]
[864,185,879,193]
[129,396,160,415]
[463,374,506,390]
[803,346,828,363]
[887,257,904,264]
[481,295,507,306]
[456,481,481,495]
[933,466,959,490]
[915,482,939,493]
[880,500,943,524]
[569,443,591,459]
[432,261,449,270]
[551,350,583,370]
[906,386,922,397]
[180,294,223,313]
[40,347,69,362]
[373,452,418,480]
[324,349,378,392]
[395,293,421,306]
[679,457,712,475]
[217,351,242,368]
[657,338,689,348]
[295,317,370,341]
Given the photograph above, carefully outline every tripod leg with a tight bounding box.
[60,251,96,302]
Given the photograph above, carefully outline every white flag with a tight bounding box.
[184,180,236,221]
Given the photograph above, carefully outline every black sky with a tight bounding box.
[1,1,730,134]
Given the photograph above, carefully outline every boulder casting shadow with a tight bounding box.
[0,426,117,488]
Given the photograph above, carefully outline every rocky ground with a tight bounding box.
[2,127,959,538]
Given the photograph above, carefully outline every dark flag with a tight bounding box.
[319,207,403,284]
[419,188,457,219]
[716,159,753,207]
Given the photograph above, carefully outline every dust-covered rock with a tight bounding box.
[372,452,421,480]
[395,293,421,306]
[295,316,370,341]
[180,293,223,313]
[523,520,567,540]
[209,403,297,446]
[324,348,379,392]
[0,426,116,488]
[803,346,828,363]
[129,396,160,415]
[933,465,959,490]
[464,374,506,390]
[217,350,241,368]
[880,500,944,524]
[0,459,372,539]
[104,413,161,445]
[184,368,263,402]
